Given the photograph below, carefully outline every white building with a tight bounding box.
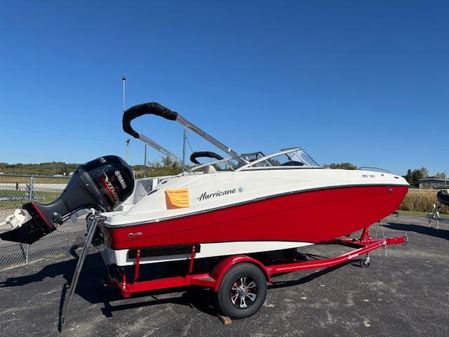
[419,177,449,189]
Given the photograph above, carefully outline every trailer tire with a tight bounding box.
[217,263,267,319]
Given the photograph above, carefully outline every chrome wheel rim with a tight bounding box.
[230,277,258,309]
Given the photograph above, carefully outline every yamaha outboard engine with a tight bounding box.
[0,155,134,244]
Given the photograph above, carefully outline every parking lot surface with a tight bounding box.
[1,215,448,337]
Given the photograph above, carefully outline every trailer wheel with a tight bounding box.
[217,263,267,319]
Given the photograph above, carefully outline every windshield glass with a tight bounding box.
[188,151,267,172]
[238,148,320,170]
[189,148,319,173]
[188,157,242,172]
[282,148,319,167]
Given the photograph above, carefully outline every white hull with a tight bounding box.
[101,240,312,266]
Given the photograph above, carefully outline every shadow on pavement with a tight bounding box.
[0,256,77,288]
[0,252,219,320]
[384,222,449,240]
[0,250,353,322]
[0,253,116,301]
[102,287,217,318]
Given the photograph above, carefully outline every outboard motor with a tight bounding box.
[0,155,134,244]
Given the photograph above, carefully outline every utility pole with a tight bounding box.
[122,75,133,164]
[122,75,130,162]
[125,139,130,162]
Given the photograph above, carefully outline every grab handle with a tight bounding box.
[122,102,178,138]
[190,151,224,165]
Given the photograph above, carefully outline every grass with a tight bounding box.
[0,175,69,184]
[0,175,67,210]
[396,210,449,218]
[400,188,448,214]
[0,190,61,210]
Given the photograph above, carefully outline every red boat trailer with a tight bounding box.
[106,226,407,319]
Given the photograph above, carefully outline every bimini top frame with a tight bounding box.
[122,102,249,166]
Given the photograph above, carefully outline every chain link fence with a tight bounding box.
[0,174,87,270]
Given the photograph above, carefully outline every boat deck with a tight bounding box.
[1,214,448,337]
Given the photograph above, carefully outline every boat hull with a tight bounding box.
[103,185,408,250]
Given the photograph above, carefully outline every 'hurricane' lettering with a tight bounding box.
[197,189,237,202]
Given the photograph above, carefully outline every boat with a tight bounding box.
[437,189,449,206]
[0,102,409,320]
[104,103,409,265]
[0,100,409,264]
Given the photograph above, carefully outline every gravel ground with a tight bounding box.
[0,215,448,337]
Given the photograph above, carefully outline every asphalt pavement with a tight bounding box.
[0,215,448,337]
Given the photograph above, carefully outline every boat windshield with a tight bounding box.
[188,148,319,173]
[188,157,242,172]
[188,151,267,173]
[236,147,320,170]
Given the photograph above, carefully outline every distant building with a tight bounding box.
[419,177,449,189]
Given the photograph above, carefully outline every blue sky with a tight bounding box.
[0,1,448,175]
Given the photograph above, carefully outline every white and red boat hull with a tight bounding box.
[100,168,408,266]
[104,185,407,248]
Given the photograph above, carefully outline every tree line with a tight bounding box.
[323,162,446,188]
[1,160,445,188]
[0,162,79,176]
[0,157,183,178]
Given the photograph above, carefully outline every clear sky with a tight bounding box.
[0,1,448,176]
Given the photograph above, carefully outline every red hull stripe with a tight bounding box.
[106,185,408,250]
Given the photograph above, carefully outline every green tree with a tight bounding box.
[134,156,183,178]
[434,172,447,179]
[324,162,357,170]
[404,167,428,187]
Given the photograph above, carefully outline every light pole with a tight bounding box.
[144,143,148,177]
[122,76,131,163]
[125,139,131,162]
[121,75,127,112]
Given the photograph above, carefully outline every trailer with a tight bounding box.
[61,211,407,325]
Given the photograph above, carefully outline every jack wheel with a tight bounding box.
[217,263,267,319]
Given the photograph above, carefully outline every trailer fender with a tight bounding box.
[211,255,270,292]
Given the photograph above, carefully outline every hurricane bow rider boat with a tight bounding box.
[0,102,409,321]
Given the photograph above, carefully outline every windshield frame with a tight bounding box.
[235,147,320,171]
